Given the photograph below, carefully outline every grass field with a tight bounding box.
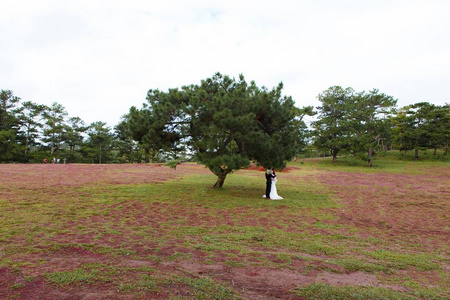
[0,155,448,299]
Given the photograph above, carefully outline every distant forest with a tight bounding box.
[1,82,448,165]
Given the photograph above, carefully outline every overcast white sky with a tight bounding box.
[2,0,449,127]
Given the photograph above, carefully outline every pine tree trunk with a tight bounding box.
[382,139,387,151]
[50,133,55,156]
[99,143,102,164]
[415,148,419,159]
[130,143,133,163]
[25,132,29,154]
[330,149,337,163]
[445,141,448,161]
[212,169,230,188]
[368,147,373,167]
[332,155,337,163]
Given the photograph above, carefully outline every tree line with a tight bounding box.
[311,86,449,166]
[1,74,449,172]
[0,90,142,164]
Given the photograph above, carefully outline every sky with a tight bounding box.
[2,0,449,128]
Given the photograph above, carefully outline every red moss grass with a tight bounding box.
[0,163,210,189]
[317,170,449,249]
[0,162,449,299]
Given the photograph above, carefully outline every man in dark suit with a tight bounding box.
[265,168,275,199]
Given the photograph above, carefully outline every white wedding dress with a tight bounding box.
[263,177,283,200]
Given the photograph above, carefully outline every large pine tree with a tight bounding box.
[128,73,301,188]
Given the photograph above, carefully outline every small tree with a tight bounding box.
[292,106,316,158]
[423,104,449,158]
[349,89,396,167]
[392,103,450,159]
[42,102,67,156]
[313,87,396,166]
[17,101,46,155]
[115,114,146,163]
[0,90,22,162]
[63,116,87,158]
[87,121,113,164]
[312,86,355,163]
[391,108,411,156]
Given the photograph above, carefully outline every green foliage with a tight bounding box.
[1,84,447,165]
[0,90,23,162]
[164,159,182,169]
[63,116,88,158]
[312,86,397,166]
[313,86,355,162]
[391,103,449,159]
[350,89,397,166]
[0,89,135,163]
[128,73,302,187]
[17,100,46,156]
[114,114,147,163]
[41,102,68,156]
[0,129,23,162]
[85,121,114,164]
[0,89,20,130]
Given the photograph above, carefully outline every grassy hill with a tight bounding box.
[0,155,448,299]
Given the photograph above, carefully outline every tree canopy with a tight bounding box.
[128,73,303,187]
[312,86,397,166]
[391,102,449,159]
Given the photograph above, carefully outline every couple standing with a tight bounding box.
[263,168,283,200]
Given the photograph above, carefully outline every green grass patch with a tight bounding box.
[46,268,98,285]
[294,283,414,300]
[276,252,292,264]
[331,258,392,274]
[173,275,240,299]
[224,260,245,267]
[118,274,163,293]
[363,250,440,271]
[296,150,448,174]
[261,229,346,256]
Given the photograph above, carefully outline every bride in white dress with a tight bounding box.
[263,170,283,200]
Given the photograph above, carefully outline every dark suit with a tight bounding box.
[265,171,274,198]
